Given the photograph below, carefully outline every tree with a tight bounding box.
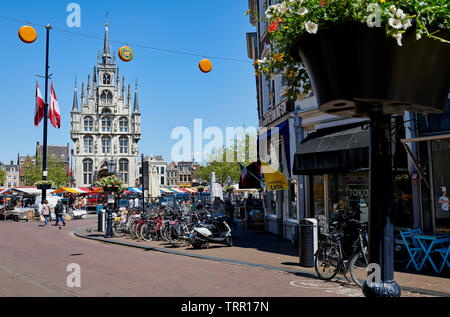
[0,168,6,186]
[23,154,70,188]
[194,131,257,186]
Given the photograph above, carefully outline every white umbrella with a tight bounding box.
[152,169,160,198]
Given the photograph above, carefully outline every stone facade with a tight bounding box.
[70,22,141,187]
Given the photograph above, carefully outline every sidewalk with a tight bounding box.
[74,223,450,297]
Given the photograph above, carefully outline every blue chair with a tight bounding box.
[435,243,450,273]
[400,229,425,271]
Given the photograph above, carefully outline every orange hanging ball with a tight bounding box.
[19,25,37,44]
[199,59,213,73]
[119,46,134,62]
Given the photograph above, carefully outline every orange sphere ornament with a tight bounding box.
[119,46,134,62]
[199,59,213,73]
[19,25,37,44]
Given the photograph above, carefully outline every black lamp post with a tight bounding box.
[197,177,203,203]
[105,157,116,238]
[225,176,232,199]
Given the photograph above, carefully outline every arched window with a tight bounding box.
[101,117,111,132]
[84,116,93,132]
[103,73,111,85]
[119,137,128,154]
[100,90,113,105]
[83,159,93,185]
[102,137,111,154]
[119,117,129,132]
[119,159,129,184]
[84,136,93,154]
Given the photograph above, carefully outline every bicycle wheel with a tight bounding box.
[315,245,339,281]
[112,223,125,238]
[135,222,145,240]
[349,250,369,288]
[140,223,153,242]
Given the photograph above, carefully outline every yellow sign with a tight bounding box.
[261,161,289,191]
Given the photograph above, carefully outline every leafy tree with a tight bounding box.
[195,131,257,186]
[0,168,6,186]
[23,154,70,187]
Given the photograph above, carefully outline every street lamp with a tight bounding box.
[105,157,117,238]
[197,177,203,203]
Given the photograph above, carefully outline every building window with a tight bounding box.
[84,136,93,154]
[102,137,111,154]
[161,176,165,186]
[100,90,113,105]
[84,116,93,132]
[102,117,111,132]
[119,159,129,184]
[119,117,129,132]
[161,167,165,174]
[119,137,128,154]
[83,159,93,185]
[103,73,111,85]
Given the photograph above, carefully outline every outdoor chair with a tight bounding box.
[400,228,425,271]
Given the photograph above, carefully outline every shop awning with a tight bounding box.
[160,188,174,194]
[52,188,90,194]
[293,122,369,175]
[127,188,143,194]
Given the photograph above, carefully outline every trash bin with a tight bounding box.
[96,204,104,215]
[98,209,106,232]
[299,218,318,267]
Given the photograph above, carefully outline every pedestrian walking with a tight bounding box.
[40,200,51,227]
[83,196,88,211]
[54,200,66,227]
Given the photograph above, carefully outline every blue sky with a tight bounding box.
[0,0,257,164]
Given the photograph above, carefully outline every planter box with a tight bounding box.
[290,23,450,118]
[36,184,52,190]
[103,186,119,193]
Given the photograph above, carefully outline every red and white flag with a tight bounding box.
[35,81,45,127]
[49,82,61,129]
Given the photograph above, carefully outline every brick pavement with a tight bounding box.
[75,218,449,297]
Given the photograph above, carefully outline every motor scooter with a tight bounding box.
[189,215,232,249]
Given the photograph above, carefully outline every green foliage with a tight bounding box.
[95,175,126,191]
[256,0,450,99]
[22,154,70,188]
[0,168,6,185]
[194,131,257,186]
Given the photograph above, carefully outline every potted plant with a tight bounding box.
[95,176,125,193]
[197,186,205,194]
[34,180,55,190]
[257,0,450,116]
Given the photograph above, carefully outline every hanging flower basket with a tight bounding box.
[289,22,450,118]
[35,180,55,190]
[256,1,450,117]
[95,176,125,193]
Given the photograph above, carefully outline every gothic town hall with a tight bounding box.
[70,22,141,187]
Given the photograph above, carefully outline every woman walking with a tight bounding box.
[40,200,51,227]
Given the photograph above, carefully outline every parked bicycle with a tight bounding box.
[315,219,369,288]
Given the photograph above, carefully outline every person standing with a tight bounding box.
[40,200,51,227]
[54,200,66,227]
[83,196,88,211]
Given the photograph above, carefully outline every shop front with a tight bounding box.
[294,120,413,231]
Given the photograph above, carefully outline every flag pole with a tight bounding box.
[41,24,52,203]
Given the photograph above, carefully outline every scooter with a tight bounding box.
[189,215,233,249]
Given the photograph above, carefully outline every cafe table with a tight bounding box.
[414,234,450,273]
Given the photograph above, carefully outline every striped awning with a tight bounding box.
[52,188,90,194]
[170,188,186,193]
[0,188,11,195]
[184,188,198,193]
[128,188,143,194]
[160,188,174,193]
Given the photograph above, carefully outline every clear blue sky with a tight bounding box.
[0,0,257,164]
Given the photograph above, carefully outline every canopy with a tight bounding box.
[52,188,90,194]
[0,188,11,195]
[160,188,174,194]
[127,187,143,194]
[293,122,369,175]
[9,187,42,196]
[184,188,198,193]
